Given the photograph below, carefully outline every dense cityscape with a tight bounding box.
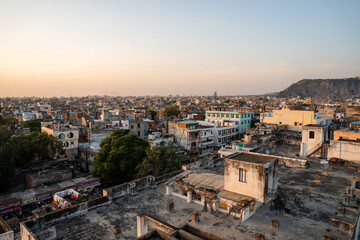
[1,88,360,239]
[1,1,360,240]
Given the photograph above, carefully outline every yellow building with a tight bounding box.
[334,130,360,141]
[261,106,320,132]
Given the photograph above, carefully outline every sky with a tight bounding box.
[0,0,359,97]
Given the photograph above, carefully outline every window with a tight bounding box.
[59,133,65,140]
[309,131,315,139]
[241,114,244,118]
[226,114,229,118]
[221,113,225,118]
[212,113,216,117]
[231,114,234,118]
[236,114,239,118]
[239,168,246,182]
[217,113,220,117]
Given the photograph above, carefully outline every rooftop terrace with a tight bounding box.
[23,157,356,240]
[227,153,276,164]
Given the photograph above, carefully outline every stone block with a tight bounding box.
[315,175,322,183]
[302,188,309,196]
[322,169,328,176]
[255,233,265,240]
[113,225,122,235]
[192,212,200,223]
[309,181,316,187]
[270,219,279,229]
[284,207,291,216]
[145,194,152,202]
[166,202,174,212]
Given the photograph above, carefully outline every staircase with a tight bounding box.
[307,142,323,157]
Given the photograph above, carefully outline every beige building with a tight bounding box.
[41,123,79,159]
[222,153,278,204]
[261,106,329,132]
[168,121,201,155]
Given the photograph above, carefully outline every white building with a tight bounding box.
[300,124,329,157]
[198,121,237,148]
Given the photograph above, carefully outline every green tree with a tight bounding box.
[0,116,18,128]
[0,126,15,192]
[293,105,305,110]
[164,106,180,117]
[148,109,157,120]
[137,143,184,178]
[91,129,150,184]
[22,119,42,132]
[10,132,63,168]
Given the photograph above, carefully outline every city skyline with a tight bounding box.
[1,0,359,97]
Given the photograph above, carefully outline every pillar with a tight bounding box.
[212,199,219,211]
[137,215,146,237]
[187,191,192,203]
[166,186,171,195]
[201,196,206,205]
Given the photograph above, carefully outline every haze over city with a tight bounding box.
[0,0,359,97]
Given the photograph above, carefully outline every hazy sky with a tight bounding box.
[0,0,359,97]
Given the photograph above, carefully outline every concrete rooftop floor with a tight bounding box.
[46,159,356,240]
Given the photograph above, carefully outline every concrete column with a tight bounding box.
[201,196,206,205]
[166,186,171,195]
[212,199,219,211]
[137,215,146,237]
[187,191,192,203]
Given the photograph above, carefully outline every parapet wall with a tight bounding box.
[183,153,308,171]
[155,170,183,184]
[103,176,156,200]
[0,216,14,240]
[183,158,225,171]
[20,171,183,240]
[21,196,110,240]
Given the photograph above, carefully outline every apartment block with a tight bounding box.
[205,110,252,134]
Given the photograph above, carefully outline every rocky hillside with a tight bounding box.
[278,77,360,98]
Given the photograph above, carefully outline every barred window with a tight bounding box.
[239,168,246,182]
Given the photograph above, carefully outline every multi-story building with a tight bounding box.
[198,121,237,148]
[168,121,200,155]
[198,124,215,155]
[205,110,252,134]
[41,122,79,159]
